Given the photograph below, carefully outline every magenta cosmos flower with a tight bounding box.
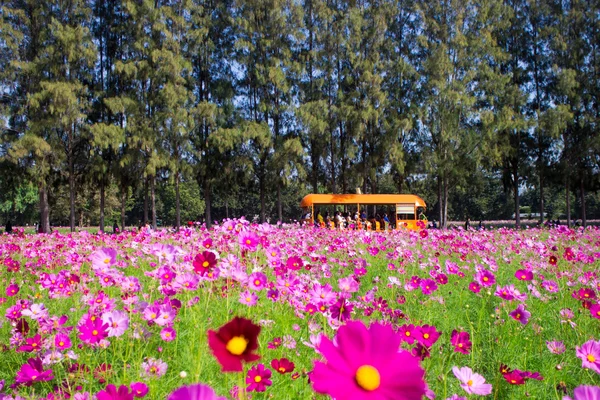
[311,320,426,400]
[564,385,600,400]
[450,330,472,354]
[15,357,54,386]
[576,340,600,374]
[6,284,19,297]
[509,304,530,325]
[168,384,226,400]
[239,231,260,252]
[246,363,272,392]
[97,384,134,400]
[452,366,492,395]
[208,317,261,372]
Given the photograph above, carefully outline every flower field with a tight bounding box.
[0,220,599,399]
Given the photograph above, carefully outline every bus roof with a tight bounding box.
[300,194,426,208]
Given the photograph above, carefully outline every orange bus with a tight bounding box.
[300,194,427,231]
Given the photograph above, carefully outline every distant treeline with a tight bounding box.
[1,0,599,231]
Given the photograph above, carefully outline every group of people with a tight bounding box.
[310,210,393,231]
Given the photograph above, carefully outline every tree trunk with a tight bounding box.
[121,186,126,232]
[580,177,586,227]
[143,177,149,225]
[99,180,105,233]
[259,171,266,223]
[277,186,282,223]
[311,138,319,193]
[204,178,212,228]
[514,172,520,229]
[443,174,449,229]
[565,178,571,227]
[539,170,545,224]
[175,169,181,231]
[150,175,156,229]
[438,176,443,228]
[69,162,76,232]
[225,199,229,219]
[39,180,50,234]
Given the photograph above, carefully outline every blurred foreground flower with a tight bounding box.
[208,316,261,372]
[168,384,227,400]
[310,320,425,399]
[563,385,600,400]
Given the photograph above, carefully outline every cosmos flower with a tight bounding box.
[310,320,426,400]
[130,382,149,398]
[90,248,118,269]
[78,317,109,345]
[576,340,600,374]
[563,385,600,400]
[246,364,272,392]
[207,317,261,372]
[590,304,600,320]
[546,340,566,354]
[415,325,441,347]
[509,304,531,325]
[474,270,495,287]
[515,269,533,281]
[96,384,134,400]
[101,310,129,337]
[6,283,19,297]
[271,358,295,374]
[193,251,217,276]
[15,357,54,386]
[141,358,168,378]
[452,366,492,395]
[450,330,472,354]
[239,231,260,252]
[167,384,226,400]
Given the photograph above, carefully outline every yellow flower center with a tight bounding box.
[104,258,110,264]
[423,333,430,339]
[278,367,285,373]
[254,280,261,285]
[405,331,411,336]
[31,375,37,380]
[92,330,98,336]
[458,343,463,348]
[483,277,488,281]
[254,375,262,383]
[59,341,64,346]
[202,261,209,268]
[226,336,248,355]
[588,354,596,363]
[467,379,473,386]
[246,239,251,245]
[355,365,380,391]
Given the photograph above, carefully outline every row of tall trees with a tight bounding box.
[1,0,599,231]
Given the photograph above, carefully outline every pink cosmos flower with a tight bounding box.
[239,290,258,306]
[90,248,118,269]
[576,340,600,374]
[474,270,495,287]
[248,272,267,291]
[168,384,226,400]
[239,231,260,252]
[141,357,168,378]
[101,310,129,337]
[398,324,417,344]
[469,282,481,293]
[310,320,426,400]
[509,304,531,325]
[160,327,177,342]
[420,279,438,295]
[286,256,304,270]
[55,333,72,351]
[546,340,566,354]
[563,385,600,400]
[246,363,272,392]
[452,366,492,395]
[78,317,109,345]
[96,384,134,400]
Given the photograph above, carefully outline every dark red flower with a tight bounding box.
[271,358,295,374]
[207,317,261,372]
[193,251,217,276]
[549,255,558,265]
[503,370,525,385]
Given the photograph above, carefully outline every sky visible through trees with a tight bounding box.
[1,0,599,231]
